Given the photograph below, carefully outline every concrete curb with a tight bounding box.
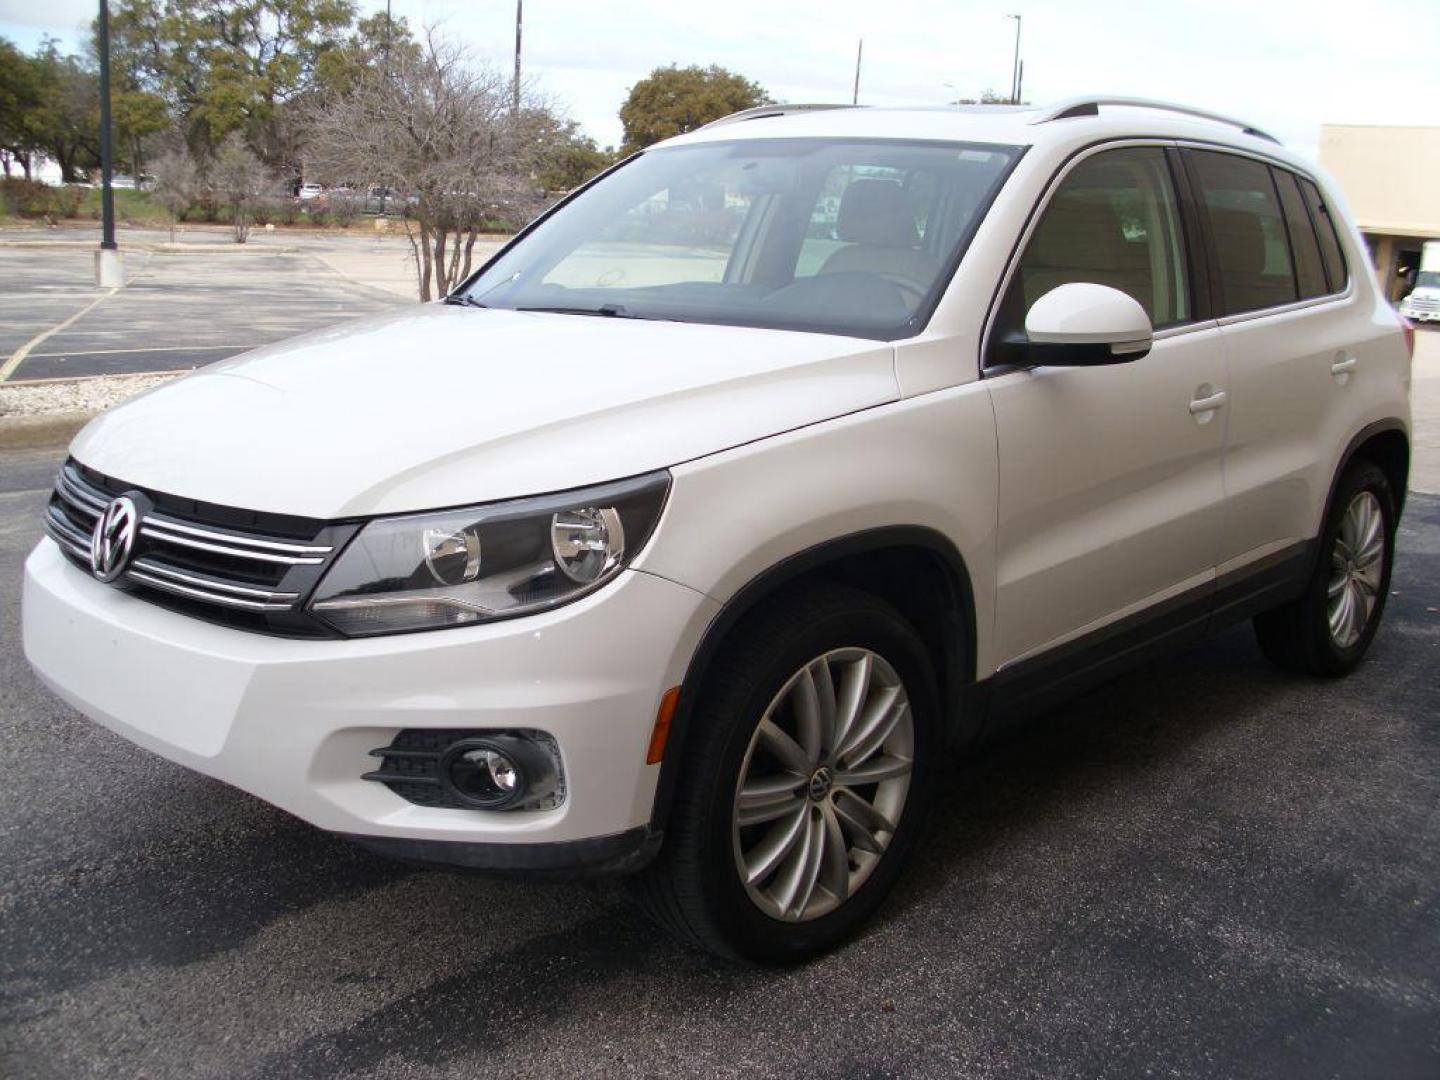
[0,411,93,451]
[0,239,299,255]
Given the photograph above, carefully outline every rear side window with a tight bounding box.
[1273,170,1328,299]
[1188,150,1297,315]
[1298,177,1349,292]
[994,146,1190,350]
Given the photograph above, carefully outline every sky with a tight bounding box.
[4,0,1439,162]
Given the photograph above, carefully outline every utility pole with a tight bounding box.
[95,0,123,285]
[512,0,523,114]
[1016,58,1024,106]
[1006,14,1022,104]
[852,38,863,105]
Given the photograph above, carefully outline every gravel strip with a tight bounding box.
[0,373,182,418]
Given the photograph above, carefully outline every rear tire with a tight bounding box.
[1254,459,1395,677]
[627,584,941,964]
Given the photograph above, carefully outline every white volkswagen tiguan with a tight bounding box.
[24,98,1413,963]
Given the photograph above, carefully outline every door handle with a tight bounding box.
[1331,355,1358,376]
[1189,389,1228,415]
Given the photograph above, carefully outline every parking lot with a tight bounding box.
[0,226,435,382]
[1,438,1438,1076]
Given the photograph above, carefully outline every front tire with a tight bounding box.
[1254,459,1396,677]
[628,584,940,964]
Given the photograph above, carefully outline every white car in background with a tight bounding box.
[296,182,324,203]
[24,97,1412,963]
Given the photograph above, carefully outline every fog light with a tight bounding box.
[439,735,559,810]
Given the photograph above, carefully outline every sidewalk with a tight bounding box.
[1411,328,1440,493]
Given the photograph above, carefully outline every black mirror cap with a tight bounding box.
[990,330,1149,369]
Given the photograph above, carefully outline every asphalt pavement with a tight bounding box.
[1,442,1437,1078]
[0,229,412,381]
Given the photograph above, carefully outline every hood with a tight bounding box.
[71,304,898,518]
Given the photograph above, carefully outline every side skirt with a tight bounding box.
[975,540,1313,736]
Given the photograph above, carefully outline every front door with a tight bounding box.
[985,144,1228,668]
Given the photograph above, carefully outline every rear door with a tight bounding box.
[985,144,1228,667]
[1181,149,1356,574]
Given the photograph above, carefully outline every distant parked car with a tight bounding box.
[296,182,323,204]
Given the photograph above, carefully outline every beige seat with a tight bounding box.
[1208,206,1295,312]
[817,179,939,291]
[1018,181,1154,316]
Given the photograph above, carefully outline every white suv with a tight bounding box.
[23,98,1413,963]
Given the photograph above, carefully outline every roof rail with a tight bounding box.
[699,103,863,130]
[1030,96,1280,145]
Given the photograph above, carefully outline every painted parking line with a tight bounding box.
[24,344,260,359]
[0,288,120,383]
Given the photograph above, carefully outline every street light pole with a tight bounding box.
[852,38,863,105]
[1006,13,1022,104]
[95,0,123,285]
[512,0,523,114]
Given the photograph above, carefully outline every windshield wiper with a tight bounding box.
[515,303,650,319]
[443,293,486,307]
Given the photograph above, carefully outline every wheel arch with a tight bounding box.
[1328,419,1410,529]
[647,526,979,835]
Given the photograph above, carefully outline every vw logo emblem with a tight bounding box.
[90,495,140,583]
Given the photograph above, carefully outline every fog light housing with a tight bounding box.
[438,735,560,811]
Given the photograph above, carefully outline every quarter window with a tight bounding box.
[1299,177,1348,293]
[1188,150,1297,315]
[994,146,1190,354]
[1274,169,1328,300]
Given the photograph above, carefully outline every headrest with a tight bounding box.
[836,179,918,247]
[1027,188,1136,272]
[1208,207,1267,276]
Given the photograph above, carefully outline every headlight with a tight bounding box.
[309,471,670,636]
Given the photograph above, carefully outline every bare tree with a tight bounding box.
[150,146,198,243]
[305,30,549,301]
[212,132,272,243]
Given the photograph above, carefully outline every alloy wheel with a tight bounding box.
[1328,489,1386,649]
[731,647,914,923]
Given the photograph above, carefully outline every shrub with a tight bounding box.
[0,178,84,219]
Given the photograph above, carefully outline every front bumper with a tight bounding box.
[23,539,717,870]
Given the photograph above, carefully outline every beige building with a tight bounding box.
[1319,124,1440,301]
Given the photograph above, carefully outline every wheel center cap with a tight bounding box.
[808,767,834,801]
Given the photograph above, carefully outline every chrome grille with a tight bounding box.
[46,461,357,635]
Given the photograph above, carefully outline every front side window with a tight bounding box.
[1188,150,1297,315]
[990,146,1190,362]
[459,138,1019,340]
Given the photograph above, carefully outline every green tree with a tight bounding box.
[311,11,421,99]
[526,114,614,192]
[108,0,355,171]
[26,39,101,182]
[618,64,769,154]
[0,38,45,177]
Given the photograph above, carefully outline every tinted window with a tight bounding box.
[995,146,1190,348]
[1189,151,1297,314]
[1299,177,1348,292]
[1274,169,1328,299]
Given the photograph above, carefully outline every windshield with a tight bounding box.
[457,138,1020,339]
[1415,271,1440,290]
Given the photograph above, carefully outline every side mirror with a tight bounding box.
[1018,283,1153,366]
